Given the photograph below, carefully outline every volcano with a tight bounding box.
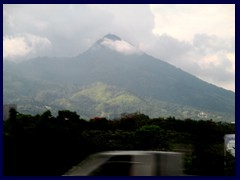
[3,34,235,121]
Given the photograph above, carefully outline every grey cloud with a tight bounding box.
[146,34,192,62]
[193,34,235,55]
[200,55,234,83]
[147,33,235,91]
[4,4,154,58]
[4,5,114,57]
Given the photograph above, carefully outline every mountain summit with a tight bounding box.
[3,34,235,121]
[103,33,122,41]
[87,34,141,55]
[94,34,122,45]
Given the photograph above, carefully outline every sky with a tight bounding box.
[3,4,235,92]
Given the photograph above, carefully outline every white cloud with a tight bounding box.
[3,36,31,59]
[150,4,235,41]
[101,38,142,55]
[3,34,52,60]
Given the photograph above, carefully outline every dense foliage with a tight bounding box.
[4,74,234,122]
[3,109,235,176]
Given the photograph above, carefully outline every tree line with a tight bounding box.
[3,109,235,176]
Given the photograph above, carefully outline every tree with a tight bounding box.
[118,112,149,131]
[8,108,17,122]
[57,110,80,122]
[135,125,168,150]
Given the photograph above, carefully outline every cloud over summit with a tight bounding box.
[101,37,142,55]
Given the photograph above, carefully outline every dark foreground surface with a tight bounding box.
[3,110,235,176]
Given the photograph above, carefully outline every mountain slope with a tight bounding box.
[3,34,235,121]
[55,82,150,118]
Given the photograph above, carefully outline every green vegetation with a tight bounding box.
[3,70,234,122]
[4,110,235,176]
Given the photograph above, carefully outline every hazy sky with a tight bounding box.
[3,4,235,91]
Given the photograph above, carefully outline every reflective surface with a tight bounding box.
[64,151,184,176]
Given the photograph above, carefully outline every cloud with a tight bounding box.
[143,34,191,61]
[3,36,31,59]
[150,4,235,41]
[3,34,52,60]
[101,38,142,55]
[145,33,235,91]
[3,4,154,58]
